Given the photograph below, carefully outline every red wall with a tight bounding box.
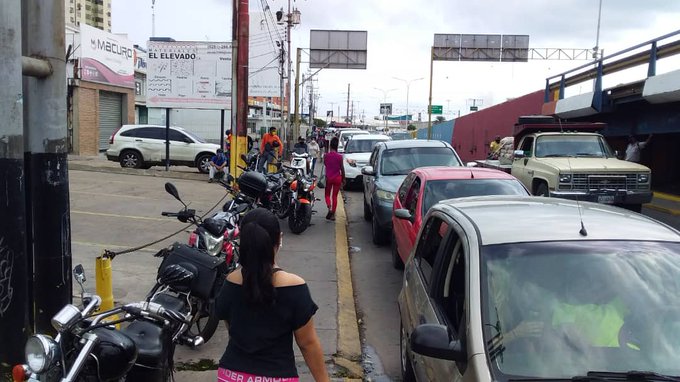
[452,90,545,163]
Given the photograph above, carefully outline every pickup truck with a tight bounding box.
[475,119,653,212]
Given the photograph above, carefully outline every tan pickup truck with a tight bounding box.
[476,120,653,212]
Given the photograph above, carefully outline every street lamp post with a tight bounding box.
[393,77,424,123]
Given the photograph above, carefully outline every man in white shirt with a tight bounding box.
[624,134,652,163]
[307,138,320,174]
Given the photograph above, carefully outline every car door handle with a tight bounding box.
[135,139,142,142]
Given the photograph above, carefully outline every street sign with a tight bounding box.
[432,34,530,63]
[379,103,392,115]
[429,105,443,114]
[470,106,479,111]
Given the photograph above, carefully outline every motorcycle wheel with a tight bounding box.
[186,299,220,344]
[288,203,312,234]
[276,192,291,219]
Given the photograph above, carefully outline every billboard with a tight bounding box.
[146,41,232,109]
[310,30,367,69]
[433,33,529,63]
[79,24,135,88]
[249,13,283,97]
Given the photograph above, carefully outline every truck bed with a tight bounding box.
[475,160,512,173]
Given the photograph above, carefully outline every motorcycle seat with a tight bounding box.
[121,320,168,368]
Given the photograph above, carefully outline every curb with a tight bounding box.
[333,194,364,380]
[654,191,680,203]
[644,203,680,216]
[68,163,206,182]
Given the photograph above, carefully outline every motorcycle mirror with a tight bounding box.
[165,182,188,208]
[73,264,86,283]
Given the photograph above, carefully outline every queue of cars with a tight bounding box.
[337,129,680,382]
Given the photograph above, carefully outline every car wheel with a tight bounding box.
[391,231,404,270]
[119,150,143,169]
[401,322,416,382]
[363,197,372,221]
[196,153,212,174]
[372,214,388,246]
[535,182,549,197]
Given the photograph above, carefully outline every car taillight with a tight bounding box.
[188,232,198,247]
[109,126,122,144]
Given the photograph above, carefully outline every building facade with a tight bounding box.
[65,0,112,32]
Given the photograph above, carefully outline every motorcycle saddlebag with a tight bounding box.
[158,243,227,300]
[238,171,268,199]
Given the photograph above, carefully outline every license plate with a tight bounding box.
[597,195,615,204]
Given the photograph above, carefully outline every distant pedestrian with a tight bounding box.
[259,127,283,173]
[323,137,345,221]
[209,149,228,183]
[215,208,329,382]
[489,135,501,159]
[625,134,652,163]
[308,138,320,174]
[293,136,308,155]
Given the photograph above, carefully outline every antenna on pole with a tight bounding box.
[151,0,156,38]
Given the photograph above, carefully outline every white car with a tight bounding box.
[105,124,220,173]
[343,134,391,187]
[338,129,369,153]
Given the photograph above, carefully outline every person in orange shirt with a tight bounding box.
[259,127,283,173]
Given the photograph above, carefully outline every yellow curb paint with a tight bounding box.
[71,210,169,222]
[334,194,364,379]
[653,191,680,203]
[644,203,680,216]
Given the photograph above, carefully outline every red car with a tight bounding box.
[390,166,529,268]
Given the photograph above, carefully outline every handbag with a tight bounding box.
[318,165,326,188]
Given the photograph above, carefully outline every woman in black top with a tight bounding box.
[215,208,329,382]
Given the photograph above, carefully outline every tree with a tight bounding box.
[407,124,417,131]
[313,118,327,128]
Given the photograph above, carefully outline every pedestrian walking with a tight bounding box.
[208,149,228,183]
[323,137,345,221]
[215,208,329,382]
[625,134,652,163]
[308,138,320,175]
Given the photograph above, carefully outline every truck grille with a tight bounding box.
[572,174,638,191]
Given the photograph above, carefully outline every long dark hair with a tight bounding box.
[238,208,281,305]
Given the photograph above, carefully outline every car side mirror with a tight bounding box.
[466,162,478,167]
[513,150,525,159]
[394,208,414,223]
[361,166,376,176]
[411,324,466,362]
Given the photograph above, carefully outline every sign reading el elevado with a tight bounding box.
[146,41,232,109]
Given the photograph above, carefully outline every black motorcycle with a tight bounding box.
[13,261,207,382]
[287,168,317,234]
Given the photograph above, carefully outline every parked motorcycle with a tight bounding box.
[13,263,199,382]
[287,167,317,234]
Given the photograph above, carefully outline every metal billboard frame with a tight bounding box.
[309,30,368,69]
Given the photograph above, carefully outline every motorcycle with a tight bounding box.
[287,166,317,234]
[13,263,199,382]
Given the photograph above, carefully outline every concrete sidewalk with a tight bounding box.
[67,155,363,381]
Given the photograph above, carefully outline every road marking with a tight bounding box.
[71,210,169,221]
[644,204,680,216]
[334,194,364,379]
[71,190,152,200]
[72,240,163,253]
[653,191,680,203]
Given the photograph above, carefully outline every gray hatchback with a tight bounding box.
[398,195,680,381]
[361,140,462,245]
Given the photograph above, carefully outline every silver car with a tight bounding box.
[398,196,680,382]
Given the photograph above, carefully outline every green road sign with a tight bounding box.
[429,105,443,114]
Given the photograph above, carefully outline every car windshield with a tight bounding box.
[181,130,207,143]
[535,135,614,158]
[422,179,528,215]
[345,139,386,153]
[481,241,680,380]
[380,147,460,176]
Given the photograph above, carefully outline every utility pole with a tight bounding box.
[286,0,292,151]
[279,39,285,136]
[346,83,350,123]
[151,0,156,37]
[234,0,249,174]
[22,0,72,334]
[0,0,30,365]
[293,47,301,141]
[329,101,335,123]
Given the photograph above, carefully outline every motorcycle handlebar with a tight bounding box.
[123,302,190,325]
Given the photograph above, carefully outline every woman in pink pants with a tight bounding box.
[323,137,345,221]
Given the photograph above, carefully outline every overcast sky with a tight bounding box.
[113,0,680,121]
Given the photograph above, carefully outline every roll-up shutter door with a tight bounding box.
[98,91,123,151]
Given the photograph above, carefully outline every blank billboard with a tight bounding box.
[433,33,529,62]
[310,30,367,69]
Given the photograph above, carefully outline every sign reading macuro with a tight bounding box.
[146,40,232,109]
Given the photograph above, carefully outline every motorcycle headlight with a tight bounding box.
[25,335,58,373]
[559,173,572,183]
[376,189,395,202]
[638,173,650,183]
[202,232,224,256]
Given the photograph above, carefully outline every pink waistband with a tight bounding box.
[217,368,299,382]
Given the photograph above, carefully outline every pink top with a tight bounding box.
[324,151,343,179]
